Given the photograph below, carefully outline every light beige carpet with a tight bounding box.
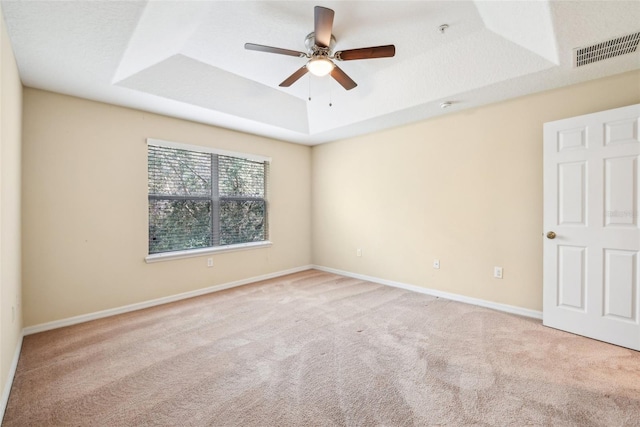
[3,270,640,426]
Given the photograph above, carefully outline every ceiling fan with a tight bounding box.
[245,6,396,91]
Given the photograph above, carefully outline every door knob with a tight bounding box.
[546,231,556,239]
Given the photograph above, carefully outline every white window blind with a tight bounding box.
[148,143,269,255]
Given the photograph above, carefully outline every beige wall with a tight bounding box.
[22,89,311,326]
[16,66,640,325]
[0,5,23,401]
[312,70,640,312]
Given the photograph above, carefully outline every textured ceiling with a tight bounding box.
[2,1,640,145]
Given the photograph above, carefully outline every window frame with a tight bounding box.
[145,138,272,263]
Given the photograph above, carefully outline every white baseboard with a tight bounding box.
[312,265,543,320]
[20,260,540,334]
[1,333,23,423]
[22,264,541,336]
[23,265,313,336]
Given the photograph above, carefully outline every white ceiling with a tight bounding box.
[2,1,639,145]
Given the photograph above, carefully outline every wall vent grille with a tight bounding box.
[574,32,640,67]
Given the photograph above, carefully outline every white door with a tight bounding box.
[543,103,640,350]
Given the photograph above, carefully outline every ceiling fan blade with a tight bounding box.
[279,66,309,87]
[331,65,357,90]
[314,6,335,48]
[245,43,306,58]
[335,45,396,61]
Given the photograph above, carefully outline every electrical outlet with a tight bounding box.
[356,248,362,257]
[433,259,440,269]
[207,258,214,268]
[494,266,503,279]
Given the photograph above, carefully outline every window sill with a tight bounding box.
[145,241,273,263]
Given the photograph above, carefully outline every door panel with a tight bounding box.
[603,249,637,321]
[558,162,587,225]
[604,118,638,146]
[557,245,586,310]
[604,156,637,228]
[544,103,640,351]
[558,127,587,151]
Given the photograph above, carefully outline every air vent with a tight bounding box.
[574,32,640,67]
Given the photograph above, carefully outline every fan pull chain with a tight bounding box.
[329,82,332,107]
[308,76,311,101]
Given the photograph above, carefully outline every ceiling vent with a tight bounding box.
[574,31,640,67]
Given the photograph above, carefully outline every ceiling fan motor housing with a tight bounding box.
[305,32,336,57]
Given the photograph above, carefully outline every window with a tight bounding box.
[147,139,270,260]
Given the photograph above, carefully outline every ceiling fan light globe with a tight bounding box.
[307,57,334,77]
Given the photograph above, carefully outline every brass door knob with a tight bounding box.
[546,231,556,239]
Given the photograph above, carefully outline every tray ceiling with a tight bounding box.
[2,1,639,145]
